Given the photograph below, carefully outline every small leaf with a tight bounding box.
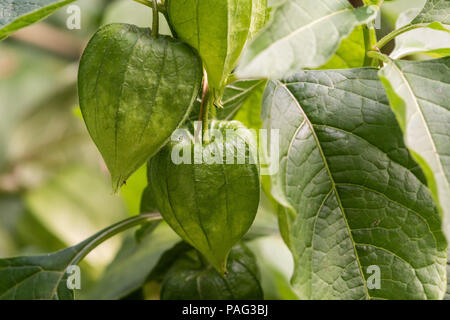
[236,0,378,79]
[148,121,260,273]
[0,214,161,300]
[378,57,450,241]
[318,26,367,69]
[412,0,450,25]
[0,0,76,40]
[263,68,447,299]
[78,24,203,191]
[216,79,266,121]
[232,81,266,130]
[167,0,253,95]
[188,79,264,122]
[160,243,263,300]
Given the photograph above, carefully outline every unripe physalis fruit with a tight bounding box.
[166,0,253,99]
[149,120,260,273]
[161,243,263,300]
[78,23,202,191]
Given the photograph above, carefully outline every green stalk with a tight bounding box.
[132,0,166,14]
[72,213,162,265]
[374,24,428,50]
[197,70,212,144]
[202,93,213,143]
[363,22,378,67]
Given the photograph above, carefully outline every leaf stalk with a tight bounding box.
[374,24,428,50]
[132,0,166,14]
[72,213,163,265]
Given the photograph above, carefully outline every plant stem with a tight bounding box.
[72,213,162,265]
[367,50,391,64]
[151,0,159,37]
[197,70,212,143]
[202,94,212,143]
[132,0,166,14]
[374,24,427,50]
[363,22,378,67]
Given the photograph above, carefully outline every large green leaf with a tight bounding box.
[187,79,264,122]
[0,0,76,40]
[78,23,202,191]
[412,0,450,25]
[391,8,450,59]
[0,214,160,300]
[167,0,253,95]
[262,68,447,299]
[378,57,450,241]
[236,0,378,79]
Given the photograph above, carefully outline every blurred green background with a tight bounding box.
[0,0,426,299]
